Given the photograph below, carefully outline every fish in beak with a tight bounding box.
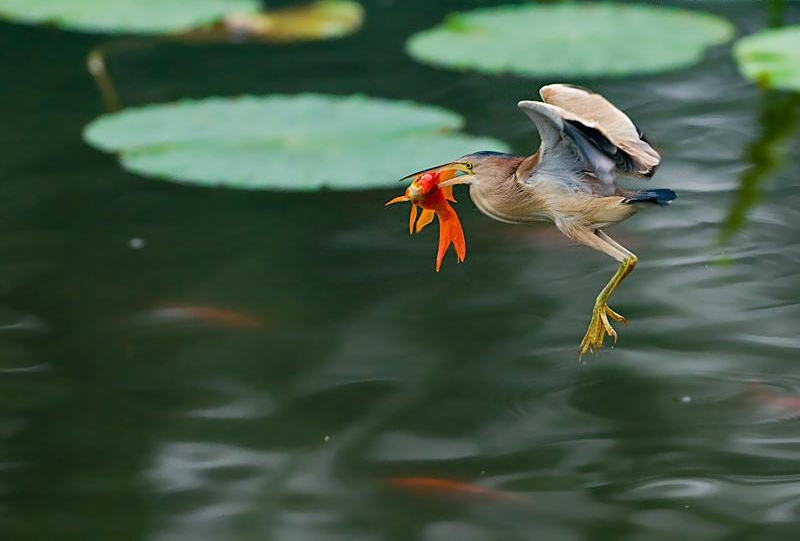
[386,163,474,272]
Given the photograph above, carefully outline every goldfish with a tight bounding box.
[137,304,263,329]
[386,166,469,272]
[747,383,800,417]
[384,476,530,505]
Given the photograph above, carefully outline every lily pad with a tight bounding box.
[0,0,261,34]
[734,26,800,91]
[406,2,735,78]
[212,1,364,42]
[83,94,509,190]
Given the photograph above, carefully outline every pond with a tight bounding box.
[1,1,800,540]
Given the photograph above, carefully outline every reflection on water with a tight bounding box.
[720,90,800,243]
[2,1,800,540]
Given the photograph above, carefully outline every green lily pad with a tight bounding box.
[83,94,509,190]
[406,2,735,78]
[210,1,364,43]
[734,26,800,91]
[0,0,261,34]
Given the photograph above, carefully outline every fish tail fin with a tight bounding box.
[435,203,467,272]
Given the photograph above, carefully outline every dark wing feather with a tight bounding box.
[539,84,660,177]
[517,99,618,194]
[563,120,640,174]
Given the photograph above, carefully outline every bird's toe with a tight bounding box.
[579,303,627,358]
[605,305,627,326]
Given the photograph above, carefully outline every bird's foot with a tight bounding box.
[578,303,627,358]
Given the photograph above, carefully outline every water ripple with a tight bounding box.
[182,381,274,420]
[622,477,721,500]
[368,432,481,462]
[146,442,286,492]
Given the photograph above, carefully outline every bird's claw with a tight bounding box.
[578,303,626,358]
[603,304,627,325]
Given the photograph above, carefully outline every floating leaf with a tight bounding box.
[212,0,363,42]
[0,0,261,34]
[73,1,362,112]
[83,94,509,191]
[0,0,362,40]
[406,2,735,78]
[734,26,800,91]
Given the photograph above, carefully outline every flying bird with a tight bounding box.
[388,84,676,356]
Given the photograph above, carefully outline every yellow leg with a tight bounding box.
[554,224,639,358]
[579,254,637,357]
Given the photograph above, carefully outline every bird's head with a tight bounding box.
[398,161,475,192]
[399,151,519,190]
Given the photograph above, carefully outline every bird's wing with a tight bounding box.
[517,98,619,193]
[539,84,660,177]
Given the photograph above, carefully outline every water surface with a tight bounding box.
[2,1,800,540]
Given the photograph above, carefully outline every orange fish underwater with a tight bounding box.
[747,383,800,417]
[384,476,530,505]
[385,164,471,272]
[139,304,263,329]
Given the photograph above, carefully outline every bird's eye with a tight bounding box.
[464,162,473,170]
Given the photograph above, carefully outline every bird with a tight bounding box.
[389,84,676,356]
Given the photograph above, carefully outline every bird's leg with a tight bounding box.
[581,253,638,355]
[563,228,637,357]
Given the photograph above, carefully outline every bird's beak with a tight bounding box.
[398,162,474,184]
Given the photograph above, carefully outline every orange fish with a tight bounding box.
[747,383,800,416]
[140,304,263,329]
[386,165,471,272]
[384,476,529,504]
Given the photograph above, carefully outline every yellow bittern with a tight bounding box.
[389,84,675,356]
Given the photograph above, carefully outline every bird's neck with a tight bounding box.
[468,151,554,224]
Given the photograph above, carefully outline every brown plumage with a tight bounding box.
[538,84,660,176]
[402,84,676,356]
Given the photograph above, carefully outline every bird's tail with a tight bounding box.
[623,189,676,206]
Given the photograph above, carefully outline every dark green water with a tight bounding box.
[2,1,800,540]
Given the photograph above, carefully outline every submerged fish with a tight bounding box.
[384,476,530,505]
[747,383,800,417]
[136,304,263,329]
